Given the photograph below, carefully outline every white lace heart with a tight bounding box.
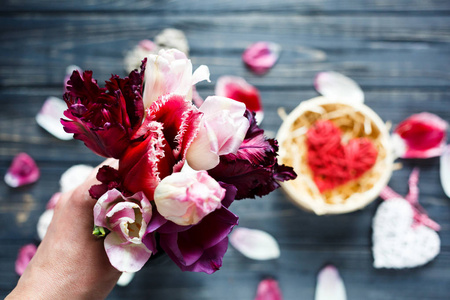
[372,198,440,268]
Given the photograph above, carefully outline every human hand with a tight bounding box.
[7,159,121,300]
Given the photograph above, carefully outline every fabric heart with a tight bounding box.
[306,120,378,192]
[372,198,440,268]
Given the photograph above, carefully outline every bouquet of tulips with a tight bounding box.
[61,49,296,274]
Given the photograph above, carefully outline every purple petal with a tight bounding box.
[36,97,73,140]
[440,145,450,198]
[315,265,347,300]
[159,206,238,274]
[104,233,152,273]
[242,41,281,75]
[15,244,37,276]
[230,227,280,260]
[4,153,40,188]
[314,71,364,103]
[254,278,283,300]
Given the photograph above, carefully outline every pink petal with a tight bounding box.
[15,244,37,276]
[315,265,347,300]
[36,97,73,140]
[441,145,450,198]
[394,112,448,159]
[104,232,152,272]
[138,39,157,52]
[4,153,40,188]
[229,227,280,260]
[215,76,263,124]
[314,71,364,103]
[243,41,281,75]
[255,278,283,300]
[46,192,61,210]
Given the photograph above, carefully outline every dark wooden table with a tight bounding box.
[1,1,449,299]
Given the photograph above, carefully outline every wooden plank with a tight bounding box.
[1,15,450,88]
[2,0,450,13]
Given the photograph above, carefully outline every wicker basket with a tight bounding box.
[277,97,394,215]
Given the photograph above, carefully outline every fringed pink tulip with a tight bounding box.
[314,71,364,103]
[143,49,210,108]
[94,189,153,272]
[15,244,37,276]
[254,278,283,300]
[215,76,263,124]
[393,112,448,159]
[154,171,225,226]
[4,153,40,188]
[243,41,281,75]
[186,96,250,170]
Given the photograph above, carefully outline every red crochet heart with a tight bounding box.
[306,120,378,193]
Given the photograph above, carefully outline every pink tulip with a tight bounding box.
[154,171,225,226]
[186,96,250,170]
[94,189,153,272]
[143,49,210,108]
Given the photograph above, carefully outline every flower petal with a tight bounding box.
[37,209,54,241]
[36,97,73,140]
[254,278,283,300]
[116,272,136,287]
[441,145,450,198]
[242,41,281,75]
[229,227,280,260]
[393,112,448,159]
[59,164,94,193]
[124,40,158,74]
[46,192,61,210]
[64,65,82,92]
[192,65,211,85]
[104,232,152,272]
[215,76,263,124]
[4,153,40,188]
[15,244,37,276]
[315,265,347,300]
[314,71,364,103]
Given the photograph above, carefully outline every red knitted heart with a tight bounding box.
[306,120,378,193]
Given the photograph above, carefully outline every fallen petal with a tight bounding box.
[255,278,283,300]
[15,244,37,276]
[154,28,189,55]
[215,76,263,124]
[36,96,73,140]
[60,164,94,193]
[229,227,280,260]
[116,272,136,287]
[394,112,448,159]
[46,192,62,210]
[315,265,347,300]
[314,71,364,103]
[441,145,450,198]
[37,209,54,240]
[4,153,40,188]
[243,41,281,75]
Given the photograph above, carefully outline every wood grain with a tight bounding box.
[1,1,449,299]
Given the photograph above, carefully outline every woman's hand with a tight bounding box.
[7,159,121,300]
